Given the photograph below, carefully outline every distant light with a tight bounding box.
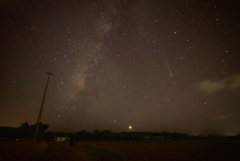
[128,125,132,130]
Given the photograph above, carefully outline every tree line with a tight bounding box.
[1,122,239,141]
[0,122,48,141]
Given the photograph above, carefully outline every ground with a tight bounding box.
[0,140,239,161]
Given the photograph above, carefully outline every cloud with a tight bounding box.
[217,113,233,120]
[228,74,240,89]
[197,80,225,94]
[196,73,240,94]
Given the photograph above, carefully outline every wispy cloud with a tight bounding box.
[228,74,240,89]
[197,80,225,94]
[196,73,240,94]
[217,113,233,120]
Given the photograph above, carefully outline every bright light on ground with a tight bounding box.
[128,125,132,130]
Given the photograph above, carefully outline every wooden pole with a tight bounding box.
[33,72,53,141]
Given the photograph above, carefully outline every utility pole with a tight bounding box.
[33,72,53,141]
[65,116,70,139]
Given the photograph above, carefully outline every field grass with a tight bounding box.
[89,140,240,161]
[0,140,48,161]
[0,139,239,161]
[77,142,124,161]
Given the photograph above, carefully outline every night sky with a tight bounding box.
[1,0,240,135]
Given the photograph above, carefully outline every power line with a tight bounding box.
[2,1,48,72]
[15,1,51,71]
[50,76,65,105]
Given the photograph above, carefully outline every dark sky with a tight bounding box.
[1,0,240,135]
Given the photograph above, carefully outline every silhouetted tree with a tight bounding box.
[19,122,30,130]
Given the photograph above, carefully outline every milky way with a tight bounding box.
[0,0,240,135]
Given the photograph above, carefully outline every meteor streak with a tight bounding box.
[162,53,173,77]
[165,59,173,77]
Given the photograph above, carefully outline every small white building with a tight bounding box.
[56,137,66,142]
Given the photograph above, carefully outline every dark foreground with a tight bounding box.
[0,139,239,161]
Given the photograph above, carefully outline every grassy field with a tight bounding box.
[0,139,239,161]
[0,140,48,161]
